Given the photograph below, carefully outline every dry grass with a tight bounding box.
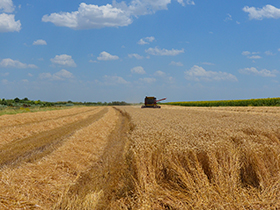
[1,105,280,209]
[0,107,100,146]
[0,107,119,209]
[111,105,280,209]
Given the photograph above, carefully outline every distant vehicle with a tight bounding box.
[141,96,166,108]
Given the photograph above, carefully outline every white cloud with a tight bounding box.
[39,69,74,81]
[42,0,188,29]
[224,13,232,22]
[89,59,98,63]
[145,47,184,56]
[248,55,261,59]
[242,51,251,56]
[128,53,143,59]
[51,54,77,67]
[0,13,21,32]
[154,70,166,77]
[169,61,183,66]
[0,58,37,68]
[242,51,262,59]
[236,21,240,24]
[138,39,148,45]
[137,36,155,45]
[185,65,238,82]
[0,0,15,13]
[97,51,119,61]
[178,0,195,6]
[28,73,33,77]
[126,0,171,16]
[139,77,156,83]
[186,0,195,5]
[239,67,277,77]
[243,5,280,20]
[145,36,155,42]
[265,51,274,56]
[33,39,47,45]
[131,66,146,74]
[278,48,280,52]
[42,3,132,29]
[103,75,130,85]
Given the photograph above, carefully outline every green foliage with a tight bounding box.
[0,97,131,109]
[14,97,20,103]
[164,98,280,107]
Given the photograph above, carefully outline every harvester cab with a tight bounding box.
[141,96,166,108]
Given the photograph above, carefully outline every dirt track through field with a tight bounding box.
[0,108,108,169]
[56,107,133,209]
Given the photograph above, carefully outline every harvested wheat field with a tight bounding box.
[1,105,280,209]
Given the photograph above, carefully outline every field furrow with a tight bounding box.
[0,107,96,127]
[0,107,97,130]
[0,106,118,209]
[0,108,108,169]
[0,107,103,145]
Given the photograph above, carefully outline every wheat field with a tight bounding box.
[0,105,280,209]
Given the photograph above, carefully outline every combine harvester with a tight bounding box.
[141,96,166,108]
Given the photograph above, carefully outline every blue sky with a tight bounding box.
[0,0,280,102]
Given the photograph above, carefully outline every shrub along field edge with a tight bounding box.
[163,97,280,107]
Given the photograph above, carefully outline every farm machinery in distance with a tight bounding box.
[141,96,166,108]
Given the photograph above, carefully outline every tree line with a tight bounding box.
[0,97,131,107]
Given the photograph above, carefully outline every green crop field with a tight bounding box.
[164,97,280,107]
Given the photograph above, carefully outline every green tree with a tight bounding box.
[14,97,20,103]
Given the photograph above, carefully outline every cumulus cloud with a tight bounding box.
[0,0,15,13]
[39,69,74,81]
[239,67,277,77]
[33,39,47,45]
[243,5,280,20]
[137,36,155,45]
[185,65,238,82]
[0,58,37,68]
[154,70,166,77]
[139,77,156,83]
[169,61,183,66]
[145,47,184,56]
[97,51,119,61]
[42,0,194,29]
[131,66,146,74]
[103,75,130,85]
[51,54,77,67]
[42,1,174,29]
[138,39,148,45]
[42,3,133,29]
[0,13,21,32]
[128,53,143,59]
